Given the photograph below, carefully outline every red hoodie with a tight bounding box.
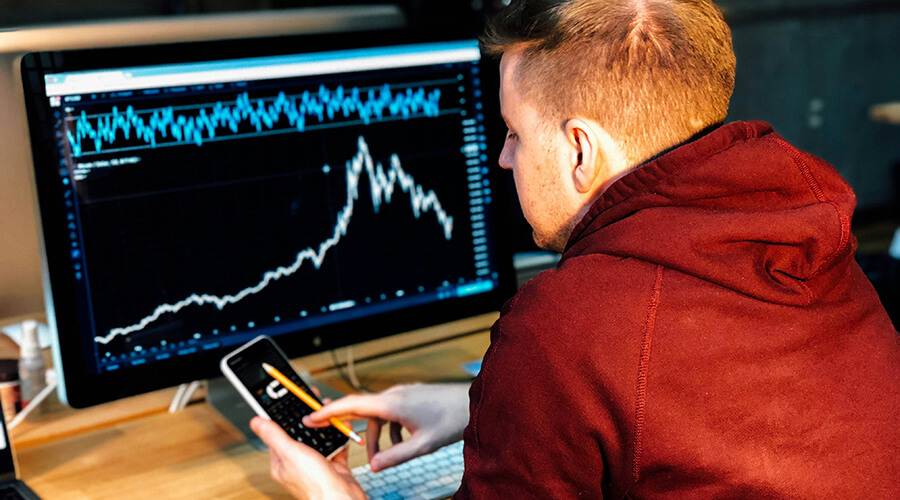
[457,121,900,499]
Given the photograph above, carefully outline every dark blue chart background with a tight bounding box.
[59,61,498,372]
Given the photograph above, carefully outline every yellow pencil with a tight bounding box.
[261,362,364,445]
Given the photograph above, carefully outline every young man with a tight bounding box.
[251,0,900,497]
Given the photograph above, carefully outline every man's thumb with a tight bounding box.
[251,417,293,450]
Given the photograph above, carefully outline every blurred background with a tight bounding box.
[1,0,898,323]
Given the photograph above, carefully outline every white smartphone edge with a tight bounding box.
[219,334,348,460]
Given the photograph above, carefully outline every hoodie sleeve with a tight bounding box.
[455,257,664,499]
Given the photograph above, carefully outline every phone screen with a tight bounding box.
[226,337,348,456]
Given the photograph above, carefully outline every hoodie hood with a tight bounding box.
[564,121,857,307]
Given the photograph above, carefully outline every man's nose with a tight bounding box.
[498,146,513,170]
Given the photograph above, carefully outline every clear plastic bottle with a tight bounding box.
[18,320,46,413]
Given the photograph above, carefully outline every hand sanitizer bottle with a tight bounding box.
[18,321,46,413]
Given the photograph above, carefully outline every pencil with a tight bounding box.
[261,362,364,445]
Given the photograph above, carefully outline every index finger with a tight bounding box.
[305,393,391,425]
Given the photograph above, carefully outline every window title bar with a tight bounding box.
[45,40,481,97]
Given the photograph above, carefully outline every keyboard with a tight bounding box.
[352,440,464,500]
[0,482,34,500]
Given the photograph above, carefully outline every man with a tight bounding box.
[251,0,900,498]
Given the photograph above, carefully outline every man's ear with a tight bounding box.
[564,118,625,194]
[565,118,600,194]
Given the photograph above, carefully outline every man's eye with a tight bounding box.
[506,131,518,141]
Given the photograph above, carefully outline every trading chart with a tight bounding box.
[43,41,497,372]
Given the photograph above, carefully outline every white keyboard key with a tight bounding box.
[414,484,460,500]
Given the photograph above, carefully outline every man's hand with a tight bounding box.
[302,383,470,472]
[250,416,366,500]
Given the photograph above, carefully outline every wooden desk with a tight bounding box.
[8,317,494,499]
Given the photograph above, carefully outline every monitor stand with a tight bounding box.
[206,372,346,451]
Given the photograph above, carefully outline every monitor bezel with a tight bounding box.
[22,28,516,408]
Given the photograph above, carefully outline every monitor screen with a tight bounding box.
[22,30,514,407]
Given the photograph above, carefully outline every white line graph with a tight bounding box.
[95,135,454,344]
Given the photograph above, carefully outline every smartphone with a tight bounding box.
[220,335,349,459]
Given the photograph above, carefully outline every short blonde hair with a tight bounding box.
[482,0,736,164]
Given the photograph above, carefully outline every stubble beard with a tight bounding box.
[531,217,576,254]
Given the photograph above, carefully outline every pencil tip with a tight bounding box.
[262,362,273,371]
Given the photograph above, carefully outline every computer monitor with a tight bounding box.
[19,18,515,407]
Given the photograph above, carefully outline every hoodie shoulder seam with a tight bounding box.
[769,136,827,202]
[767,136,852,288]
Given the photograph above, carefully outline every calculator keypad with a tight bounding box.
[256,377,346,456]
